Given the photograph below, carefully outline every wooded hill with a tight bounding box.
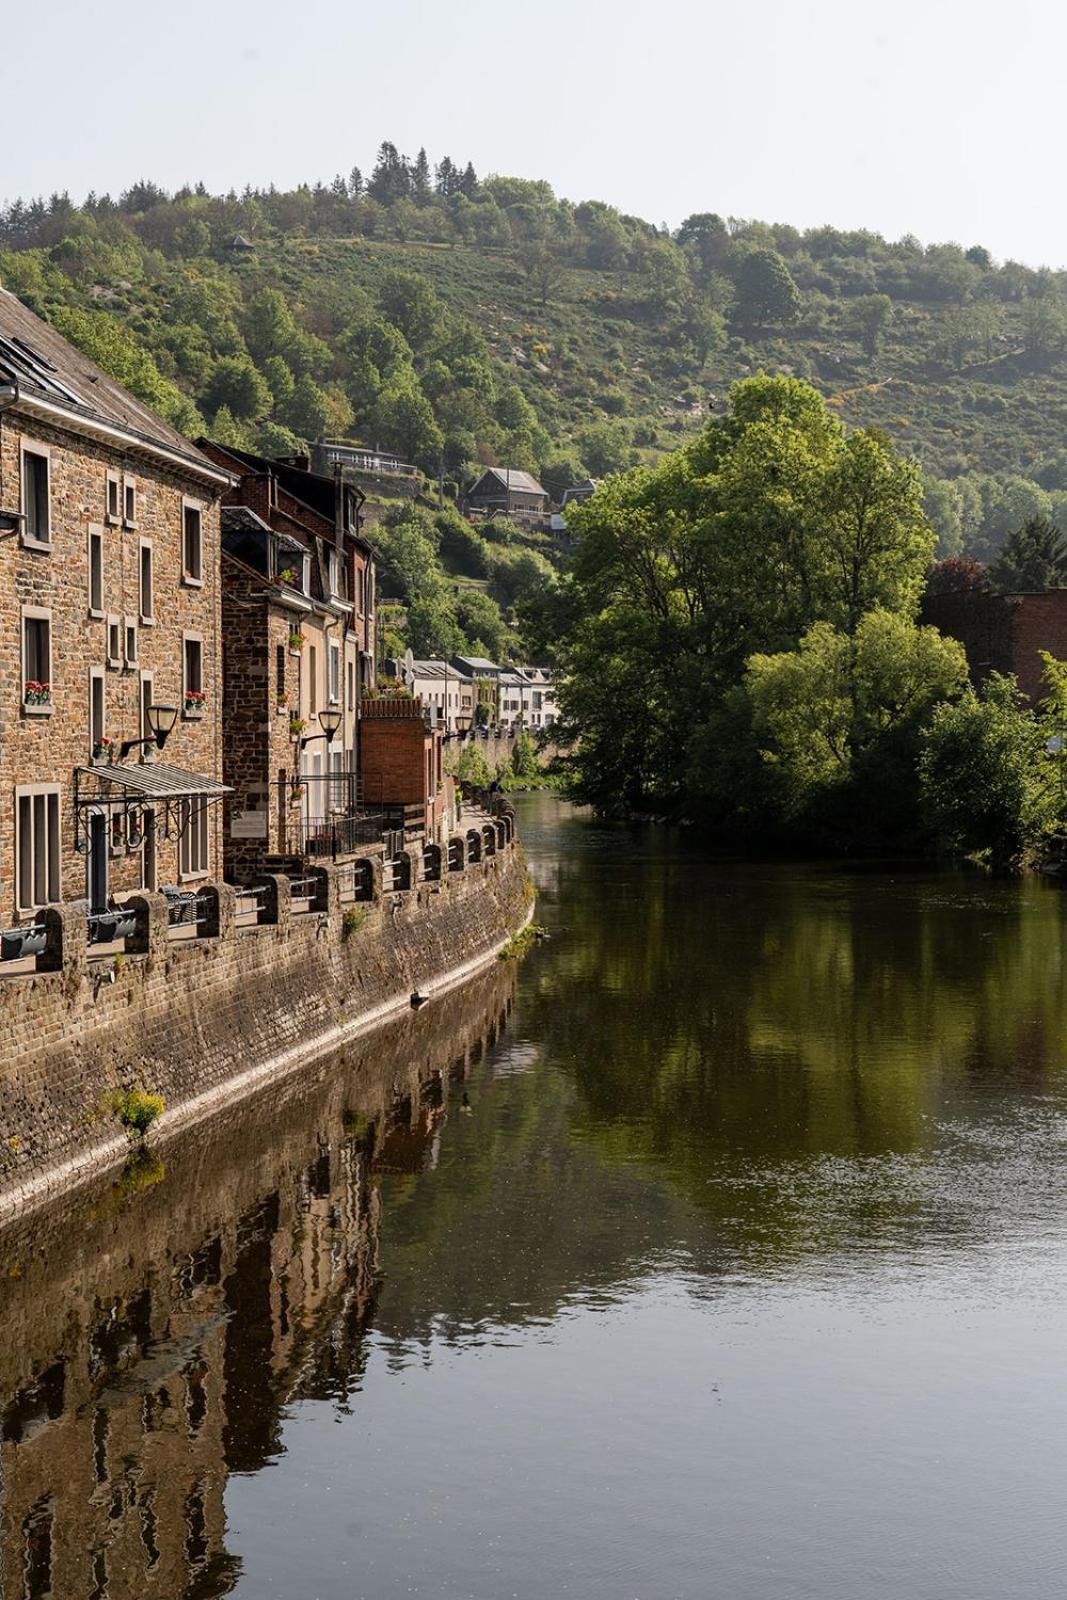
[5,146,1067,561]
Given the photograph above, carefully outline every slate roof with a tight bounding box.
[472,467,547,498]
[0,289,223,477]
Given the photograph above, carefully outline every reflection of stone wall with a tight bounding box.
[0,965,515,1598]
[0,841,530,1213]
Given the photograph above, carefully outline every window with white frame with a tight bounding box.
[88,527,104,617]
[89,668,106,754]
[106,616,121,669]
[124,617,138,667]
[347,660,355,712]
[21,444,50,547]
[21,609,52,709]
[122,474,138,528]
[183,634,204,715]
[308,644,318,715]
[328,639,341,705]
[179,796,209,878]
[182,501,203,584]
[16,786,61,912]
[139,540,154,623]
[327,547,340,598]
[105,471,121,524]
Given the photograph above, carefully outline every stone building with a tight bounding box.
[0,289,231,926]
[196,441,377,881]
[395,651,476,733]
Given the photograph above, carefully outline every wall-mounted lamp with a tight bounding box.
[119,702,179,761]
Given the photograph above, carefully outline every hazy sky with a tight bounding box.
[7,0,1063,266]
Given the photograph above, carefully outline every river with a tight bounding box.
[2,793,1067,1598]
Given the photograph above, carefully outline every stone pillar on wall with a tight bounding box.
[41,899,89,981]
[200,883,237,940]
[309,866,342,916]
[127,893,169,960]
[261,874,292,930]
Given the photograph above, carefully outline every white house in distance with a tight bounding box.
[395,651,475,732]
[499,667,558,732]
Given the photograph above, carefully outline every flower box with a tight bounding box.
[184,689,206,717]
[23,680,51,708]
[289,631,306,654]
[289,717,307,739]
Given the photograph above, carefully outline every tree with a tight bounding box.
[455,589,511,658]
[732,248,801,329]
[988,516,1067,593]
[203,355,270,421]
[742,610,967,830]
[849,293,893,356]
[510,733,540,781]
[926,556,989,596]
[411,148,432,206]
[918,676,1051,863]
[520,243,564,309]
[370,375,443,469]
[377,269,441,350]
[367,142,411,204]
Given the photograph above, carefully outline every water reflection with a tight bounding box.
[0,966,516,1599]
[4,798,1067,1598]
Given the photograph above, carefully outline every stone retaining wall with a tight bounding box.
[0,831,531,1216]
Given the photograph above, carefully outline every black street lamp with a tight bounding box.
[300,707,342,751]
[118,703,179,761]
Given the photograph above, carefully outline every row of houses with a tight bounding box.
[0,289,454,931]
[392,651,559,736]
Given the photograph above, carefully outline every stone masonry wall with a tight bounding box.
[0,409,225,919]
[0,835,530,1214]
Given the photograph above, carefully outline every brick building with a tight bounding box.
[0,289,231,925]
[196,441,377,880]
[359,696,452,841]
[921,588,1067,703]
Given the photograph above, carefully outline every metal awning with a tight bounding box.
[73,763,232,855]
[75,761,232,802]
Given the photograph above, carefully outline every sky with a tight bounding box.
[6,0,1065,267]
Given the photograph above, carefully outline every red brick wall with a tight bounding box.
[1009,592,1067,702]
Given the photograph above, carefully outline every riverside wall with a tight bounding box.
[0,825,531,1217]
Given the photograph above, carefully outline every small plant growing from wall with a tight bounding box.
[289,716,307,739]
[112,1085,165,1139]
[342,907,367,941]
[289,630,306,653]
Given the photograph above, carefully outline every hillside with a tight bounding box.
[6,151,1067,569]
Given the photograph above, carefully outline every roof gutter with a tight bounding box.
[14,391,235,491]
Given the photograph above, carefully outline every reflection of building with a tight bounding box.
[0,969,515,1599]
[0,289,231,923]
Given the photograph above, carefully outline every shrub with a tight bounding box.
[342,907,367,940]
[113,1085,165,1138]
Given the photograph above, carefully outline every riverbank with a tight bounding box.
[0,828,531,1220]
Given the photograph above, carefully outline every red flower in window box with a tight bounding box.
[24,680,51,706]
[184,688,207,712]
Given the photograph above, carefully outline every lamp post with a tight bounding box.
[299,707,342,752]
[118,703,178,762]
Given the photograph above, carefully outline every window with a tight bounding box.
[16,786,61,912]
[179,797,209,879]
[183,634,204,716]
[89,668,106,754]
[347,660,355,712]
[106,616,121,669]
[328,640,341,705]
[106,471,121,524]
[329,748,345,810]
[88,527,104,617]
[22,609,52,711]
[327,547,340,598]
[122,475,138,528]
[124,617,138,666]
[140,672,154,742]
[276,644,286,708]
[21,444,50,547]
[308,645,318,715]
[182,501,203,584]
[139,540,154,623]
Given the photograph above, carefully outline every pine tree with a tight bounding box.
[459,162,478,198]
[368,143,411,205]
[412,148,431,206]
[349,166,364,198]
[435,156,456,198]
